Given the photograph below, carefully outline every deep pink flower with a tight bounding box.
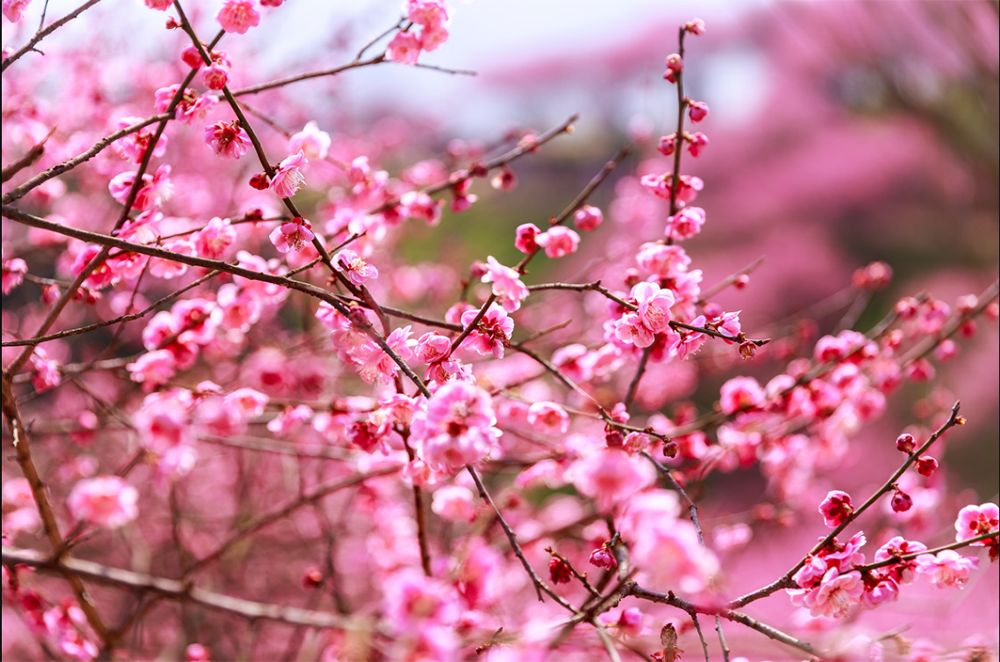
[204,121,251,159]
[460,302,513,358]
[573,204,603,232]
[819,490,854,528]
[719,376,766,414]
[2,257,27,294]
[955,503,999,544]
[687,100,710,122]
[514,223,541,253]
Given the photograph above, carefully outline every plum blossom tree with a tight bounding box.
[1,2,998,661]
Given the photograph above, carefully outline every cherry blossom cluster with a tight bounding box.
[1,4,997,661]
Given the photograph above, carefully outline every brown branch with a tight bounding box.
[466,466,576,611]
[0,0,103,72]
[628,584,819,659]
[729,402,964,609]
[2,373,110,642]
[2,546,353,630]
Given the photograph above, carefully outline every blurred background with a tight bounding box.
[3,0,998,657]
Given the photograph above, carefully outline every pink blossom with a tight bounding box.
[955,503,999,545]
[527,401,569,435]
[288,121,330,160]
[915,550,977,588]
[535,226,580,258]
[569,448,654,512]
[269,217,315,254]
[414,381,499,473]
[481,256,528,312]
[460,302,513,358]
[269,151,307,199]
[719,376,766,414]
[194,217,237,259]
[201,63,229,90]
[819,490,854,528]
[204,121,251,159]
[386,31,422,65]
[430,485,476,522]
[2,257,27,294]
[29,347,61,393]
[665,206,706,241]
[687,100,710,122]
[67,476,139,529]
[2,0,31,22]
[217,0,260,34]
[687,131,709,157]
[874,536,927,584]
[631,281,675,333]
[408,0,450,51]
[514,222,541,253]
[803,568,864,618]
[613,312,655,348]
[127,350,177,391]
[144,0,171,9]
[573,204,603,231]
[335,249,379,286]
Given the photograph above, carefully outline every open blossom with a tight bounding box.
[413,381,500,473]
[955,503,999,542]
[460,302,513,358]
[819,490,854,528]
[67,476,139,529]
[535,226,580,258]
[916,550,977,588]
[632,281,675,333]
[802,568,864,618]
[408,0,450,51]
[194,217,237,259]
[613,312,655,348]
[217,0,260,34]
[204,121,251,159]
[481,256,528,312]
[270,151,307,198]
[288,121,330,160]
[269,217,314,254]
[335,249,378,286]
[569,448,654,512]
[386,31,423,65]
[430,485,476,522]
[527,401,569,435]
[665,206,706,240]
[719,376,766,414]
